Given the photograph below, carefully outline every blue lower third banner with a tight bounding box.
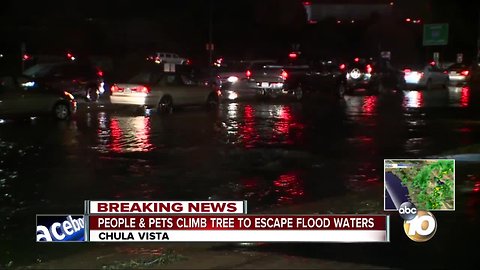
[36,215,86,242]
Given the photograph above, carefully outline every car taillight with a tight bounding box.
[443,70,448,74]
[97,70,103,77]
[366,64,372,73]
[139,86,150,94]
[403,69,411,73]
[246,70,252,78]
[281,70,288,80]
[339,64,346,70]
[111,84,119,92]
[461,70,469,76]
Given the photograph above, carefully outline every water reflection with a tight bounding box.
[344,96,378,116]
[96,114,154,153]
[223,103,305,147]
[273,171,305,205]
[448,86,471,107]
[403,91,424,108]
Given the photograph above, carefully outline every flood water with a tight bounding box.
[1,86,480,267]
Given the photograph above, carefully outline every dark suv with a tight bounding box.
[23,62,105,101]
[345,58,375,92]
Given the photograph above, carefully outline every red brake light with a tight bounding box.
[461,70,469,76]
[354,57,359,62]
[403,69,411,73]
[111,85,119,92]
[97,70,103,77]
[281,70,288,80]
[339,64,346,70]
[289,53,297,59]
[430,61,436,66]
[366,64,372,73]
[139,86,150,94]
[246,70,252,78]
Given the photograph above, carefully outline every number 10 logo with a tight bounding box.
[403,210,437,242]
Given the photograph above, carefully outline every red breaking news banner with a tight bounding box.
[87,214,390,242]
[89,215,386,230]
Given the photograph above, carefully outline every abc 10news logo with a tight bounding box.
[398,202,437,242]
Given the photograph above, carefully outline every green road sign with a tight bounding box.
[423,24,449,46]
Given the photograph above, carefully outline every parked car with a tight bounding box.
[148,52,190,65]
[214,59,277,100]
[23,62,105,101]
[403,62,449,90]
[244,60,346,100]
[0,75,76,120]
[446,63,471,85]
[109,69,219,114]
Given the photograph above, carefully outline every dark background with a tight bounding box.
[0,0,479,71]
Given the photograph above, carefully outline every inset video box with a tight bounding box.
[85,200,248,214]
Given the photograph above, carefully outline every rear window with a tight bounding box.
[23,64,57,78]
[448,63,468,70]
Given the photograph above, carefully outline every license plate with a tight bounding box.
[124,88,132,94]
[261,82,269,88]
[450,71,457,75]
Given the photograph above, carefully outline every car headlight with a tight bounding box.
[64,91,75,100]
[21,81,36,87]
[227,76,239,83]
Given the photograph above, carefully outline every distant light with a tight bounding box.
[336,20,341,24]
[67,53,73,58]
[302,1,312,6]
[22,54,31,61]
[339,63,346,70]
[227,76,239,83]
[354,57,359,62]
[405,18,411,22]
[70,56,76,61]
[351,20,355,23]
[390,1,394,6]
[308,20,317,24]
[21,81,35,87]
[0,54,3,58]
[430,61,436,66]
[289,52,298,59]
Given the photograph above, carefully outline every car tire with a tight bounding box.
[206,93,219,111]
[294,85,304,101]
[53,102,70,120]
[158,96,173,115]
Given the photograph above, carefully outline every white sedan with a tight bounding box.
[403,63,449,90]
[110,71,219,114]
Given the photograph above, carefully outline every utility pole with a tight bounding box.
[208,0,213,67]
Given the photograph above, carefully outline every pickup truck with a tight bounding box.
[246,61,347,100]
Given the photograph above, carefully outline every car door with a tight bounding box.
[304,61,324,91]
[158,73,190,105]
[179,74,209,104]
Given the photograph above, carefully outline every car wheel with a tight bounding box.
[206,93,219,111]
[294,85,303,101]
[53,102,70,120]
[158,96,173,115]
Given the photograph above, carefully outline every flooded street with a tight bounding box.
[1,86,480,268]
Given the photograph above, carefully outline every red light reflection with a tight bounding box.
[460,87,470,108]
[108,117,153,153]
[362,96,377,114]
[273,171,305,204]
